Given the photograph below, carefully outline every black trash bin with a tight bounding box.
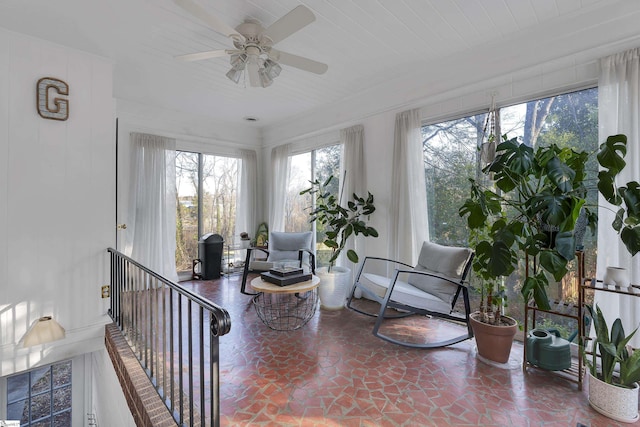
[198,233,224,279]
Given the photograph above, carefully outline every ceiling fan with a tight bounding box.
[173,0,328,87]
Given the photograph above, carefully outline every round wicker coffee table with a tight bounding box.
[250,275,320,330]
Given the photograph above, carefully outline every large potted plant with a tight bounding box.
[459,135,596,363]
[301,175,378,309]
[584,304,640,423]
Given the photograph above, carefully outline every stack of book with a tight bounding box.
[260,266,312,287]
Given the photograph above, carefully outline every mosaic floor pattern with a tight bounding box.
[181,275,631,427]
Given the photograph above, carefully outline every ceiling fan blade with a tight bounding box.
[173,0,245,42]
[262,5,315,44]
[247,60,260,87]
[269,49,328,75]
[175,49,233,62]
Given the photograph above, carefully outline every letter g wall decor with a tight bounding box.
[37,77,69,121]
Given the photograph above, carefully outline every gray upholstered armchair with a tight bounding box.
[240,231,316,295]
[347,241,474,348]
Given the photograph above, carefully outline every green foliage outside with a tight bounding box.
[175,151,239,272]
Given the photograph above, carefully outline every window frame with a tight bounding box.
[284,142,343,267]
[0,356,85,427]
[175,150,241,278]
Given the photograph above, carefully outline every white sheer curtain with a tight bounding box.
[390,109,429,264]
[338,124,366,270]
[595,48,640,346]
[269,143,291,232]
[125,132,178,282]
[236,149,258,240]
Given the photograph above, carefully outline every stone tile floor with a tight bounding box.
[181,275,630,427]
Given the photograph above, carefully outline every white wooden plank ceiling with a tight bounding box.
[0,0,631,127]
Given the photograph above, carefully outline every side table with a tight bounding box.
[250,275,320,331]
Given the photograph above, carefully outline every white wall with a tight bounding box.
[90,349,136,426]
[0,27,114,375]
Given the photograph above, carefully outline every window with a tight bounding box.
[6,360,72,426]
[175,151,240,274]
[423,87,599,331]
[285,144,341,267]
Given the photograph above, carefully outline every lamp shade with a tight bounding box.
[258,68,274,87]
[23,316,66,347]
[226,68,244,84]
[263,59,282,79]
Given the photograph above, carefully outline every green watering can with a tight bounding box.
[526,328,571,371]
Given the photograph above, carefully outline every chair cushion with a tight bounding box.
[407,242,472,302]
[359,273,451,313]
[267,231,313,262]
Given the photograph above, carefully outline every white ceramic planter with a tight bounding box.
[586,370,640,423]
[316,266,351,310]
[603,266,630,289]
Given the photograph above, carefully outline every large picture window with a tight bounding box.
[285,144,341,267]
[175,151,240,274]
[422,87,599,331]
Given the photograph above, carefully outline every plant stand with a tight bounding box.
[523,251,584,389]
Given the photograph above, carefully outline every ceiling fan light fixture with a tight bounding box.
[230,53,248,67]
[226,67,244,84]
[263,59,282,79]
[258,68,274,87]
[174,2,328,87]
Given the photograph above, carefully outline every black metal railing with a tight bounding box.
[107,248,231,427]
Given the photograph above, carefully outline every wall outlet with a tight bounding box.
[101,285,110,298]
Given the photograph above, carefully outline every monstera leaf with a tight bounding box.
[597,135,640,256]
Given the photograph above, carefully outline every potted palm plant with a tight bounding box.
[459,135,596,363]
[301,175,378,309]
[584,304,640,423]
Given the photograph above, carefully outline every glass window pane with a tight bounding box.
[30,368,50,394]
[422,113,486,246]
[52,386,71,413]
[314,145,341,268]
[53,410,71,427]
[7,373,29,403]
[31,420,51,427]
[176,151,200,272]
[30,393,50,422]
[52,361,71,388]
[176,151,240,276]
[284,144,342,266]
[285,152,312,233]
[7,399,29,423]
[201,155,239,245]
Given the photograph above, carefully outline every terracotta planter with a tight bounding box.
[470,312,517,364]
[586,370,639,423]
